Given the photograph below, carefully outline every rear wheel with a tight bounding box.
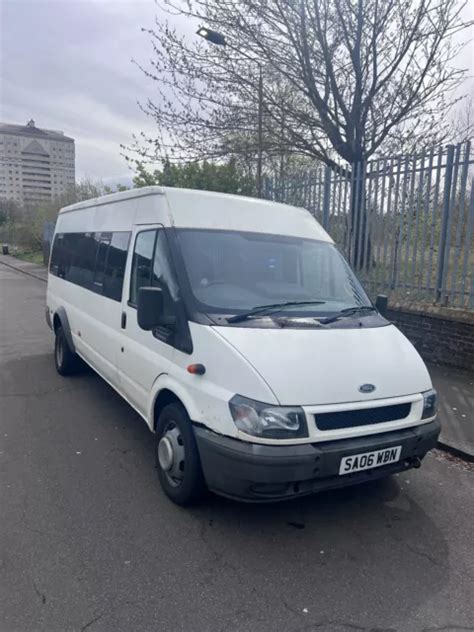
[155,403,205,505]
[54,325,80,376]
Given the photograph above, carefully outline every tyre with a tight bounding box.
[155,403,205,505]
[54,325,80,376]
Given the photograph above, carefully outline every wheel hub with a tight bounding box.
[157,424,185,486]
[158,436,174,471]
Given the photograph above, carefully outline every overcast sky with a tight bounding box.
[0,0,178,185]
[1,0,473,187]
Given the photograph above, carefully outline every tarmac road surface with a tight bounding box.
[1,262,473,632]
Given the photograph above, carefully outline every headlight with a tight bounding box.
[229,395,308,439]
[422,389,437,419]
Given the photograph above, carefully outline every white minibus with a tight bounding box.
[46,187,440,504]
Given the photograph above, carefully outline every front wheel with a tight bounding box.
[155,403,205,505]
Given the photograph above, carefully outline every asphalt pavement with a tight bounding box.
[429,363,474,458]
[1,262,473,632]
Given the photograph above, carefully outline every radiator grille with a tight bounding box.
[315,403,411,431]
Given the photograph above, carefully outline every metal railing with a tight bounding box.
[264,141,474,309]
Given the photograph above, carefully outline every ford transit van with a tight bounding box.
[46,187,440,504]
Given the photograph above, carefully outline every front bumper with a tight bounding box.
[194,419,440,502]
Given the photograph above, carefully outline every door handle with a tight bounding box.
[121,312,127,329]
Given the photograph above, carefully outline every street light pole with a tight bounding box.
[256,63,263,198]
[197,26,264,197]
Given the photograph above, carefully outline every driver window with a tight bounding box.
[129,230,156,305]
[151,231,179,300]
[130,229,178,307]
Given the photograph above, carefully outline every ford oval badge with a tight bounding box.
[359,384,376,393]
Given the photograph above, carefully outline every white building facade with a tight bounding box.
[0,119,75,206]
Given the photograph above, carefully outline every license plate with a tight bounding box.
[339,445,402,475]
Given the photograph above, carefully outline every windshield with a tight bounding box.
[176,229,371,316]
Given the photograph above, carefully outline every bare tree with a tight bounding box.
[0,179,117,254]
[129,0,472,172]
[452,90,474,143]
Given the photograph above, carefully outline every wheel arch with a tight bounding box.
[149,375,200,432]
[153,389,183,431]
[53,307,76,353]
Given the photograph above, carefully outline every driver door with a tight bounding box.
[117,226,175,417]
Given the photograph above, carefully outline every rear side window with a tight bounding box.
[93,234,112,287]
[50,234,68,278]
[50,230,131,302]
[65,233,97,289]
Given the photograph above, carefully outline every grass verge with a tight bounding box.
[12,250,45,265]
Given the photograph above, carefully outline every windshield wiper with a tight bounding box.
[227,300,327,323]
[320,305,377,324]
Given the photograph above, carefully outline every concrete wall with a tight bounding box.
[387,303,474,372]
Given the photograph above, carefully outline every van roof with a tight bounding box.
[59,186,332,243]
[59,185,165,213]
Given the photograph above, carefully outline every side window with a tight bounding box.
[49,231,130,300]
[103,232,130,301]
[54,233,74,280]
[129,230,156,305]
[93,233,112,287]
[67,233,93,288]
[50,233,66,277]
[64,233,81,283]
[74,233,98,289]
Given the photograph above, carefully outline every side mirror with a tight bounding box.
[137,286,176,330]
[375,294,388,316]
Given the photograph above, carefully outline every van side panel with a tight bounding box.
[48,200,138,387]
[147,322,279,436]
[48,273,125,388]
